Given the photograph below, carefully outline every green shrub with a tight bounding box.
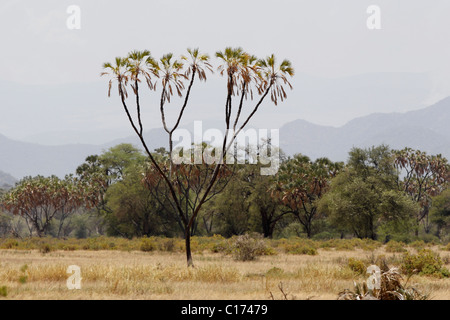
[385,241,407,253]
[82,238,100,250]
[3,239,19,249]
[324,239,357,251]
[409,240,426,250]
[359,239,383,251]
[401,249,450,278]
[260,246,278,256]
[266,267,284,277]
[39,243,53,254]
[312,232,338,240]
[284,243,318,255]
[211,240,229,254]
[276,238,318,255]
[335,241,355,251]
[108,242,116,249]
[63,245,78,251]
[348,258,367,275]
[140,238,156,252]
[19,264,28,284]
[0,286,7,297]
[18,275,28,284]
[419,234,440,244]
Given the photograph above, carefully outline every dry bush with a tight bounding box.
[159,238,176,252]
[338,267,429,300]
[140,238,156,252]
[266,267,284,278]
[268,281,295,300]
[283,243,318,256]
[230,233,268,261]
[39,243,53,254]
[385,241,408,253]
[347,258,366,275]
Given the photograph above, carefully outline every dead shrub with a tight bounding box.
[338,266,429,300]
[231,233,267,261]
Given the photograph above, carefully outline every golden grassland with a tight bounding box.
[0,237,449,300]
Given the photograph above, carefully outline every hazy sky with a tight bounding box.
[1,0,450,144]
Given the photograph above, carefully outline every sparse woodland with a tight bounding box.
[1,144,448,245]
[0,48,449,300]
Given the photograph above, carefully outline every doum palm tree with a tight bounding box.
[102,47,294,267]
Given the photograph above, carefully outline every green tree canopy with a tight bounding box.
[0,175,97,237]
[272,154,343,238]
[319,146,417,240]
[430,188,450,239]
[393,147,449,234]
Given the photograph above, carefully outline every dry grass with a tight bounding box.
[0,246,448,300]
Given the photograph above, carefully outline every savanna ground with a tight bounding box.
[0,237,449,300]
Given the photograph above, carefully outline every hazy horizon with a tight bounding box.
[1,0,450,145]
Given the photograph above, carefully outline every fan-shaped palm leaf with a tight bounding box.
[158,53,187,103]
[257,54,294,105]
[127,50,158,91]
[101,57,129,98]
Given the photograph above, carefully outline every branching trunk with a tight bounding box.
[108,51,289,268]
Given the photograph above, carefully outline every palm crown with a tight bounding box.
[101,57,130,98]
[257,54,294,105]
[215,48,294,104]
[182,48,213,82]
[158,53,186,103]
[126,50,158,92]
[216,47,257,97]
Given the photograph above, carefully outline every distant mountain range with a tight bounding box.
[0,97,449,180]
[280,96,450,162]
[0,134,103,180]
[0,72,434,146]
[0,170,17,189]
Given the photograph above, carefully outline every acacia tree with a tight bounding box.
[249,171,286,238]
[393,148,449,234]
[430,188,450,238]
[106,161,180,238]
[0,176,98,237]
[102,47,294,266]
[76,144,146,217]
[204,173,252,237]
[271,155,343,238]
[319,146,417,240]
[207,162,287,238]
